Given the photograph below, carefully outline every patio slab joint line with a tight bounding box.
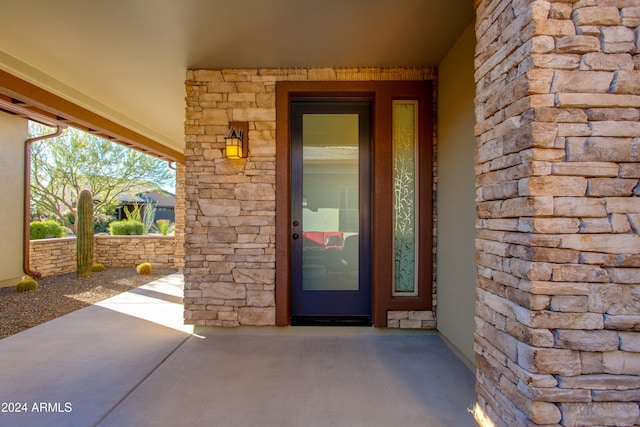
[93,333,193,426]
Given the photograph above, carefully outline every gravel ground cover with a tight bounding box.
[0,267,178,340]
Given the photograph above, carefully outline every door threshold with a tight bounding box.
[291,315,372,327]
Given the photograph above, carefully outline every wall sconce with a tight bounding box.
[225,122,249,159]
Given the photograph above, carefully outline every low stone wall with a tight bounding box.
[30,237,77,277]
[95,235,175,268]
[29,235,177,278]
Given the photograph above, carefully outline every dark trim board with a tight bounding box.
[275,81,434,327]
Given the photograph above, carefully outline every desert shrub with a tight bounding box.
[65,211,75,226]
[92,263,106,272]
[109,220,144,235]
[94,211,117,233]
[155,219,175,236]
[136,262,152,275]
[124,202,156,235]
[30,220,66,240]
[16,277,38,292]
[65,210,116,233]
[29,222,47,240]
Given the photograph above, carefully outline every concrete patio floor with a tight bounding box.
[0,273,477,427]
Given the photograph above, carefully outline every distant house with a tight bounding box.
[116,190,175,222]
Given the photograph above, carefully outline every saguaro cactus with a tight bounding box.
[76,189,94,278]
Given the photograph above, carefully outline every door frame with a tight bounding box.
[289,99,373,318]
[276,81,434,327]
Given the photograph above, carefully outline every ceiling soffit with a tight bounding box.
[0,1,474,157]
[0,69,183,163]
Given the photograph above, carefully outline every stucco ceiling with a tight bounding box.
[0,0,474,155]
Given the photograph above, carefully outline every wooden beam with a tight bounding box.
[0,69,184,163]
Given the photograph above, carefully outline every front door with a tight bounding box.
[290,100,371,323]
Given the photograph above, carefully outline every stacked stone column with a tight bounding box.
[184,69,277,327]
[474,0,640,426]
[173,162,186,271]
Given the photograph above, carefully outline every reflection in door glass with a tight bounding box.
[302,114,359,291]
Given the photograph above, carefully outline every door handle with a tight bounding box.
[292,233,299,240]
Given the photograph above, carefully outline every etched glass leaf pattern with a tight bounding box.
[393,103,416,294]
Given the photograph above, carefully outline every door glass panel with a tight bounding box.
[393,101,418,295]
[302,114,359,291]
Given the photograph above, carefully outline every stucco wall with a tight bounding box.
[0,112,26,287]
[436,23,477,368]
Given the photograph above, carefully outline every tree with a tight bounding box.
[29,122,175,234]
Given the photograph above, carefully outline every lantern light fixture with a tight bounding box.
[225,122,248,159]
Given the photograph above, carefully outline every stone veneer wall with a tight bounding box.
[183,67,437,328]
[474,0,640,426]
[29,235,177,278]
[30,237,76,277]
[94,235,176,268]
[174,162,186,271]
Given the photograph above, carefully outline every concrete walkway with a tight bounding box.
[0,274,477,427]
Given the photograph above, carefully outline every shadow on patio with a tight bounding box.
[0,274,477,427]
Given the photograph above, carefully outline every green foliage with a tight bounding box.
[155,219,175,236]
[93,211,117,233]
[30,219,66,240]
[67,210,116,233]
[29,123,175,234]
[123,203,141,222]
[16,278,39,292]
[76,189,94,278]
[65,211,75,226]
[109,220,144,235]
[124,202,156,235]
[136,262,152,275]
[92,263,106,272]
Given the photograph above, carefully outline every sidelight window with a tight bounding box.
[392,101,419,296]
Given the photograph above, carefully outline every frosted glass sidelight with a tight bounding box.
[393,101,418,295]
